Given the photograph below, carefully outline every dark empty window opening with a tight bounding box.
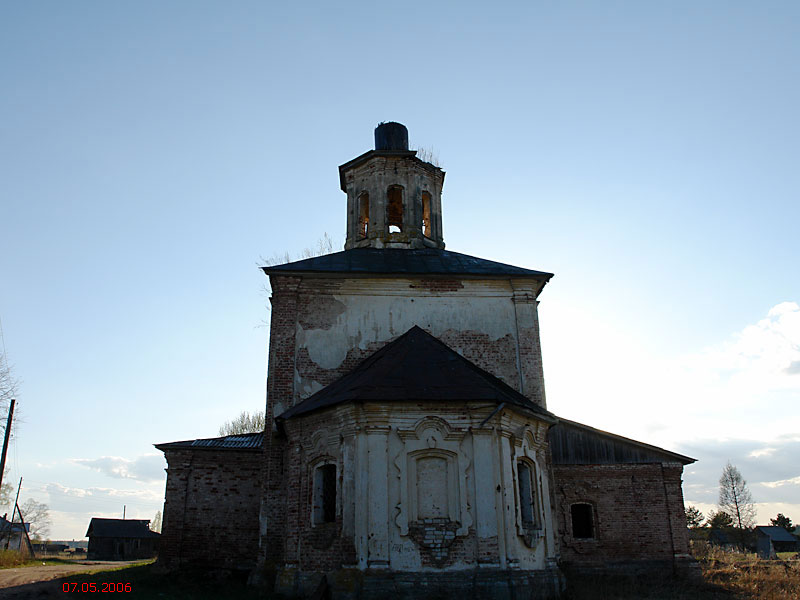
[358,192,369,239]
[387,186,403,233]
[517,461,538,527]
[571,503,594,539]
[422,192,431,237]
[313,464,337,524]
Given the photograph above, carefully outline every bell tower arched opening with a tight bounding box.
[358,192,369,239]
[387,186,404,233]
[422,192,432,238]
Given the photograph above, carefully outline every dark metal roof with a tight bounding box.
[710,529,734,545]
[756,526,798,542]
[262,248,553,280]
[549,418,696,465]
[278,326,554,420]
[86,518,160,539]
[155,431,263,452]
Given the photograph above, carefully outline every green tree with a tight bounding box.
[707,510,734,529]
[219,410,265,436]
[770,513,793,532]
[685,505,704,529]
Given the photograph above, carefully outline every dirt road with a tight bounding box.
[0,561,140,599]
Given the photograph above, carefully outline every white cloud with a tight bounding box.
[546,301,800,446]
[760,476,800,489]
[71,454,166,482]
[687,301,800,393]
[749,447,778,458]
[45,482,163,509]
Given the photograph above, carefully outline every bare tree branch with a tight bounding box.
[718,461,756,549]
[219,410,265,436]
[19,499,51,542]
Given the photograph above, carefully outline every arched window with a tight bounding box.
[421,192,431,237]
[517,461,539,528]
[387,186,403,233]
[358,192,369,239]
[571,503,595,539]
[313,464,337,525]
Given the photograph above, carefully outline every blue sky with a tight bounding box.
[1,1,798,539]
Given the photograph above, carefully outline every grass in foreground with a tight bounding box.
[58,545,800,600]
[564,571,733,599]
[566,544,800,599]
[0,550,78,569]
[0,550,28,568]
[697,544,800,600]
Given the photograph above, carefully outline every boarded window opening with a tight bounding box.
[517,461,538,527]
[422,192,431,237]
[416,456,448,518]
[313,464,337,524]
[387,186,403,233]
[571,503,594,539]
[358,192,369,239]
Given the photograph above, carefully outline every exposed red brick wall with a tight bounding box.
[411,279,465,293]
[437,330,519,390]
[279,411,357,572]
[261,432,288,565]
[294,342,385,400]
[265,276,301,423]
[259,276,301,571]
[552,463,690,568]
[159,448,262,570]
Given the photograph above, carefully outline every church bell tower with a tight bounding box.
[341,122,445,250]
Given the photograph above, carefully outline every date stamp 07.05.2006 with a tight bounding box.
[62,582,132,593]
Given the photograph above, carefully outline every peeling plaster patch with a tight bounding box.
[297,375,324,400]
[295,291,523,399]
[301,327,350,369]
[301,292,516,360]
[298,295,347,331]
[295,343,386,400]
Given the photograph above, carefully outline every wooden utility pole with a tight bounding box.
[4,478,22,551]
[14,501,34,558]
[0,399,15,493]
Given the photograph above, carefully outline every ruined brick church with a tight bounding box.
[156,123,695,598]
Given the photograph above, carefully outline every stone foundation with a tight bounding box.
[273,567,566,600]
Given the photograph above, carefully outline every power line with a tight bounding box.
[0,314,8,358]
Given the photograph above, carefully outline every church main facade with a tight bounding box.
[156,123,695,599]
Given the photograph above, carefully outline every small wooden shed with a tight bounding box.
[756,526,799,558]
[86,518,160,560]
[0,517,32,556]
